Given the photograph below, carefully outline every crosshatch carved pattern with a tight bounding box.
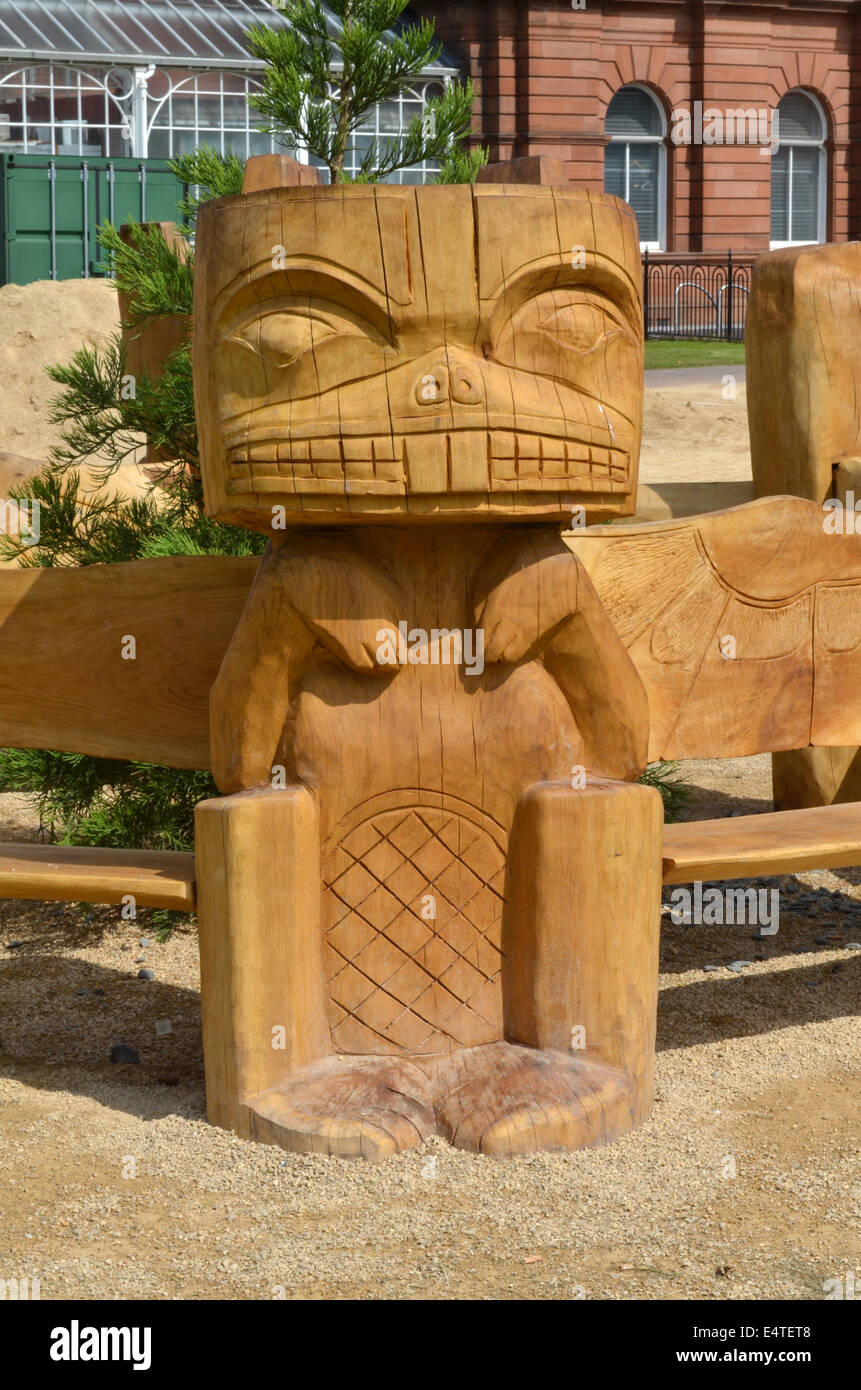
[322,796,507,1057]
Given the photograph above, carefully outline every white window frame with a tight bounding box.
[769,89,827,250]
[605,83,667,253]
[0,64,134,156]
[143,69,279,160]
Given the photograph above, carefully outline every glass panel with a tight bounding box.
[2,2,460,71]
[604,141,626,201]
[249,129,272,156]
[223,129,249,157]
[606,86,663,137]
[378,101,401,133]
[790,145,820,241]
[627,142,659,242]
[770,146,789,240]
[777,91,824,143]
[147,127,171,158]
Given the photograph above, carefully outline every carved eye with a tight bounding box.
[539,300,622,356]
[244,313,337,368]
[492,288,633,383]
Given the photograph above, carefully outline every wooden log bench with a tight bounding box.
[0,498,860,918]
[0,843,195,910]
[5,803,859,911]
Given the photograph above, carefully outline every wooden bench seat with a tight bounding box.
[4,807,859,910]
[662,803,861,885]
[0,843,196,911]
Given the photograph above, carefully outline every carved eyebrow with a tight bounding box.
[224,264,394,341]
[484,260,641,338]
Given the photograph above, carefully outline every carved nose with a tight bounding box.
[415,367,448,406]
[450,362,484,406]
[414,359,485,408]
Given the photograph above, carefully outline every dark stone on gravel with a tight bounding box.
[137,968,155,980]
[6,940,24,950]
[110,1042,139,1064]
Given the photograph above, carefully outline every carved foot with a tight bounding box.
[246,1055,436,1159]
[425,1042,636,1156]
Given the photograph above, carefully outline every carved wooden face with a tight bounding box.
[194,184,643,528]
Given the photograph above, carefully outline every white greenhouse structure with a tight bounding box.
[0,0,460,178]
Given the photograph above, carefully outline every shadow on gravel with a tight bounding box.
[656,952,861,1051]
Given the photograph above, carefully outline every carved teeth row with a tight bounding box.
[226,433,627,493]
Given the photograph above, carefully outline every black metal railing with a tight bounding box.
[643,250,751,340]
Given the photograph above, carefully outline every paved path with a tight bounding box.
[645,363,747,389]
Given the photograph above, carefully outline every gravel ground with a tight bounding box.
[0,759,859,1302]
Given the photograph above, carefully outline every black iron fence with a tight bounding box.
[643,250,752,340]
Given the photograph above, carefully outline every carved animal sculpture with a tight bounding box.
[192,174,663,1158]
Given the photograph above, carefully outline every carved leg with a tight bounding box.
[195,787,331,1135]
[430,779,663,1156]
[196,787,435,1157]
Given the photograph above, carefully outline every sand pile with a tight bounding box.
[0,278,121,463]
[0,279,151,517]
[640,378,752,484]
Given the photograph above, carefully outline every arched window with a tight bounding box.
[771,90,827,247]
[604,85,666,251]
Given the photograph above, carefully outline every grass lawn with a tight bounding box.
[644,338,747,370]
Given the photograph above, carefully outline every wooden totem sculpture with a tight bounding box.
[192,170,663,1158]
[747,242,861,810]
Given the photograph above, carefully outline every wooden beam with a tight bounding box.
[0,555,258,769]
[0,843,195,910]
[662,803,861,885]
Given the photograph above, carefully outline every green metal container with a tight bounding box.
[0,155,186,286]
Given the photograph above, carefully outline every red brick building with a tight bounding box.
[416,1,861,255]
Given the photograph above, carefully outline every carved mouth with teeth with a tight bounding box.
[225,430,629,497]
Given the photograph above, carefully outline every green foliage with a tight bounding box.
[638,762,692,824]
[0,748,216,852]
[43,338,197,494]
[433,143,489,186]
[99,217,195,322]
[246,0,488,183]
[168,146,246,222]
